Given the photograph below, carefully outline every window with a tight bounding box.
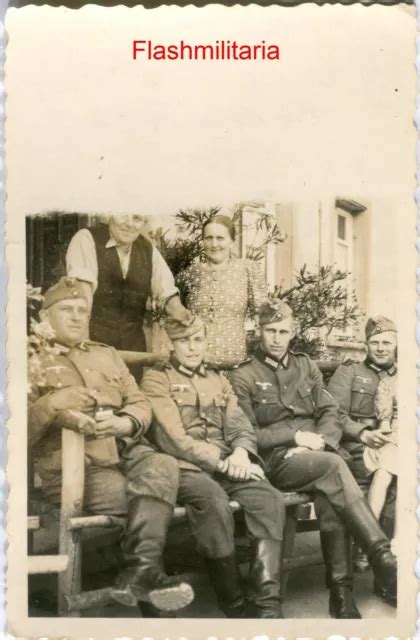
[337,214,346,241]
[331,207,355,340]
[334,208,353,275]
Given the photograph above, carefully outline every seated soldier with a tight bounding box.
[28,277,193,613]
[230,300,397,619]
[140,316,286,619]
[327,316,398,604]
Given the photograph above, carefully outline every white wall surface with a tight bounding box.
[5,4,416,220]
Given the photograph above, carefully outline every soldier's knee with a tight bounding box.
[152,453,179,478]
[322,451,346,473]
[263,484,286,518]
[200,491,232,524]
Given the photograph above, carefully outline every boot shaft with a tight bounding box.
[320,529,353,588]
[249,539,283,619]
[205,554,247,618]
[121,495,174,564]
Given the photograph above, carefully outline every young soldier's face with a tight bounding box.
[367,331,397,367]
[260,316,295,360]
[42,298,90,347]
[172,328,207,370]
[109,215,145,246]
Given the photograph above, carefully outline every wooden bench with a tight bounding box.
[28,354,340,616]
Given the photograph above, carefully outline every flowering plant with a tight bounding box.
[27,283,60,393]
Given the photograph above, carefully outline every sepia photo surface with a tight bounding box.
[4,3,417,638]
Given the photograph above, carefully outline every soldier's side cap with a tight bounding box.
[164,315,204,341]
[259,300,293,325]
[42,277,90,309]
[365,315,397,340]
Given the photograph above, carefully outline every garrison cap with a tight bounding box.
[365,316,397,340]
[42,277,90,310]
[259,300,293,326]
[164,315,204,341]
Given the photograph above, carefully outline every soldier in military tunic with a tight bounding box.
[29,277,193,613]
[327,316,397,602]
[231,300,397,619]
[140,315,286,618]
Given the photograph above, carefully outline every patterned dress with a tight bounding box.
[177,258,268,368]
[363,374,398,476]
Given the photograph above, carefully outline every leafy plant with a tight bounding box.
[275,265,361,358]
[150,203,287,280]
[27,283,60,393]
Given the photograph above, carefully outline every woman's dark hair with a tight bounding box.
[202,215,236,241]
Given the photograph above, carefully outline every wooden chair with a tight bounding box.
[28,355,340,616]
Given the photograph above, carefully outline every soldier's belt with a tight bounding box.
[351,417,377,428]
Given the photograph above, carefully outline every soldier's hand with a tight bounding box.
[67,410,97,436]
[224,447,252,481]
[294,431,325,451]
[94,415,134,438]
[50,386,95,413]
[217,458,229,474]
[360,428,392,449]
[285,446,310,459]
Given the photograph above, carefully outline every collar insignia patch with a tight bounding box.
[264,356,278,369]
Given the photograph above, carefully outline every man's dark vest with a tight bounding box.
[89,224,153,352]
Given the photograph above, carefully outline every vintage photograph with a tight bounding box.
[5,3,417,637]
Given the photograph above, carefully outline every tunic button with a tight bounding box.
[200,413,206,418]
[56,382,62,389]
[261,399,267,404]
[290,404,294,409]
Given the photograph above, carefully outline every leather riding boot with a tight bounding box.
[249,539,284,618]
[340,499,397,601]
[114,496,194,612]
[373,579,397,608]
[206,554,248,618]
[320,530,362,619]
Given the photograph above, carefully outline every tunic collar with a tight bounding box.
[255,347,289,371]
[54,341,89,354]
[170,355,207,377]
[365,357,397,376]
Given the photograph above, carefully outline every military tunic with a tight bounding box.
[327,359,397,536]
[141,358,285,558]
[231,349,365,532]
[327,359,397,445]
[29,340,180,511]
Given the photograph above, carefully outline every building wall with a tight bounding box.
[269,196,399,347]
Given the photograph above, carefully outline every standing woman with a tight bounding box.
[177,215,269,369]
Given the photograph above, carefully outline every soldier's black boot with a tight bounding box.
[320,530,362,619]
[114,496,194,612]
[340,499,397,603]
[206,554,248,618]
[249,539,284,618]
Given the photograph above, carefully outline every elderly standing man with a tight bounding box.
[66,215,192,379]
[231,300,397,619]
[327,316,398,604]
[140,315,286,619]
[29,277,193,613]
